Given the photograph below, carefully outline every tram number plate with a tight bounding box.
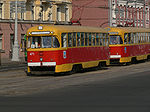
[63,51,67,59]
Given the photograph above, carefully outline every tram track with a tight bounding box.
[0,61,150,96]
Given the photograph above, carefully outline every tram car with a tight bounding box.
[108,27,150,64]
[26,25,110,75]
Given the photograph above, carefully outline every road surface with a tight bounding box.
[0,61,150,112]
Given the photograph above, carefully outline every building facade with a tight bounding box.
[71,0,108,27]
[0,0,72,63]
[72,0,150,28]
[111,0,150,28]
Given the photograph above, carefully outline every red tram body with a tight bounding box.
[26,25,110,75]
[108,27,150,64]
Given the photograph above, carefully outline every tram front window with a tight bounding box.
[28,36,60,48]
[109,35,123,45]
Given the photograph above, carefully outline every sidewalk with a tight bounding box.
[0,59,26,70]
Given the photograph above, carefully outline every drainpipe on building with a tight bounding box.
[12,0,20,61]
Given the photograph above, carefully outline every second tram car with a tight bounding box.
[108,27,150,64]
[26,25,110,75]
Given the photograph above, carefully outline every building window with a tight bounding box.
[48,6,52,21]
[48,11,52,21]
[65,7,69,21]
[57,7,61,21]
[21,9,24,20]
[38,6,43,21]
[10,11,15,19]
[137,9,139,20]
[0,34,2,49]
[0,3,2,19]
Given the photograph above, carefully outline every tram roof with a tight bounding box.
[107,27,150,33]
[27,25,108,35]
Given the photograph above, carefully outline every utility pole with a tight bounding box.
[143,0,145,28]
[12,0,20,61]
[109,0,112,27]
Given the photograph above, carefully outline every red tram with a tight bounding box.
[26,25,110,75]
[108,27,150,64]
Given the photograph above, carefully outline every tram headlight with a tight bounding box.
[40,58,43,61]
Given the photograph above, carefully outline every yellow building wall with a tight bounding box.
[1,0,72,22]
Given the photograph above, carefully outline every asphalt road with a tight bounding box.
[0,62,150,112]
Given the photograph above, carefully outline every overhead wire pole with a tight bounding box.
[143,0,145,28]
[12,0,20,61]
[109,0,112,27]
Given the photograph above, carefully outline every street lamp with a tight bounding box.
[11,0,20,61]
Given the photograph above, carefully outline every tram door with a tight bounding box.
[10,34,14,59]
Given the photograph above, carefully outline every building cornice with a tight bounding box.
[0,19,71,25]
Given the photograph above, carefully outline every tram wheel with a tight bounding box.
[131,57,137,64]
[66,66,76,75]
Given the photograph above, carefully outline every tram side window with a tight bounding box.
[143,33,146,43]
[145,33,148,43]
[133,33,136,44]
[106,33,109,46]
[73,32,76,47]
[61,33,67,47]
[141,33,144,43]
[124,33,128,44]
[139,33,141,43]
[92,33,95,46]
[53,37,60,48]
[141,33,143,43]
[85,33,88,46]
[136,33,139,44]
[142,33,144,43]
[130,33,134,44]
[138,33,141,43]
[148,33,150,43]
[68,33,72,47]
[128,33,131,44]
[145,33,147,43]
[81,33,84,46]
[143,33,145,43]
[147,33,149,42]
[89,33,92,46]
[100,33,103,46]
[96,33,99,46]
[77,32,81,46]
[103,33,106,46]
